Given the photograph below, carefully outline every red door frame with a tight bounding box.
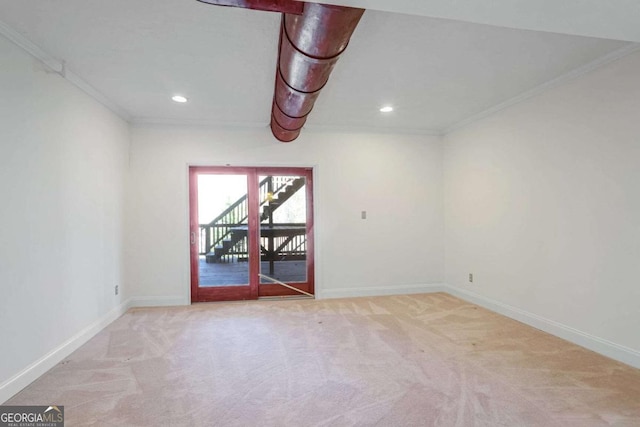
[255,167,315,298]
[189,166,314,302]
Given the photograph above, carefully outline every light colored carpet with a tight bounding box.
[6,293,640,426]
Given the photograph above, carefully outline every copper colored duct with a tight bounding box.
[197,0,364,143]
[271,4,364,142]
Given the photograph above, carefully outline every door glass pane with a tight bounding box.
[259,175,307,284]
[197,174,249,286]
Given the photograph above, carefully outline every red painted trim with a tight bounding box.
[247,170,260,299]
[196,286,254,302]
[189,168,200,302]
[305,169,315,295]
[258,283,312,297]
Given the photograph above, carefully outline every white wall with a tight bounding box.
[0,35,130,401]
[126,126,443,302]
[444,51,640,360]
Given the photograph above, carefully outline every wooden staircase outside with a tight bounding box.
[199,176,306,263]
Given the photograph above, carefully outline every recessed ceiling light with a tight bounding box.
[379,106,393,113]
[172,95,188,103]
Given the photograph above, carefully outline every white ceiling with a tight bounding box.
[314,0,640,43]
[0,0,636,134]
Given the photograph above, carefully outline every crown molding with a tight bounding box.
[4,17,637,138]
[61,70,131,121]
[303,123,443,137]
[132,117,270,129]
[0,20,62,72]
[0,19,131,122]
[133,117,444,137]
[443,43,640,135]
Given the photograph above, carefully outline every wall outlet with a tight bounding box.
[115,285,119,295]
[468,273,473,283]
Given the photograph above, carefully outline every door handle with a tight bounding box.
[190,231,196,245]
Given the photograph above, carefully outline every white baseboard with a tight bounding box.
[3,286,638,404]
[443,284,640,370]
[319,283,445,299]
[128,295,189,307]
[0,298,133,404]
[0,295,190,404]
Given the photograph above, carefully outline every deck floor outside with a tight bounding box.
[198,257,306,286]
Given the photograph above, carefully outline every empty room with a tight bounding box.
[1,0,639,425]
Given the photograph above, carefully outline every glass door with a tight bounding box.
[190,167,259,302]
[189,166,313,302]
[257,170,314,297]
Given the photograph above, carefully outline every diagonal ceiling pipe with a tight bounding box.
[197,0,305,14]
[271,3,364,142]
[197,0,364,142]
